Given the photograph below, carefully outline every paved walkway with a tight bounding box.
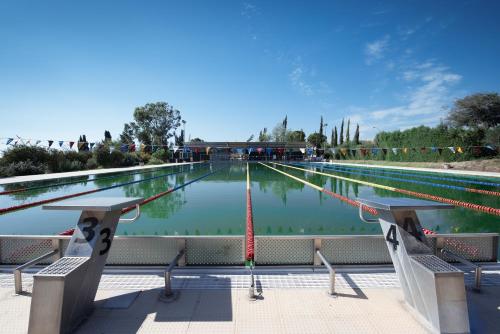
[0,162,200,185]
[0,266,499,333]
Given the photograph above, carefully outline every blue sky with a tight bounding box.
[1,0,500,146]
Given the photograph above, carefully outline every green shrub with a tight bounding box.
[1,145,50,166]
[109,150,125,167]
[122,153,140,167]
[85,158,98,169]
[151,149,169,162]
[147,157,164,165]
[0,161,47,177]
[94,144,114,167]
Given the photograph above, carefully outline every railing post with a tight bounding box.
[14,269,22,295]
[329,269,336,295]
[177,238,186,266]
[313,238,322,266]
[52,238,63,261]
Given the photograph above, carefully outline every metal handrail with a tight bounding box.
[316,250,335,295]
[164,250,185,297]
[358,204,379,224]
[14,249,59,294]
[440,249,482,290]
[119,204,141,224]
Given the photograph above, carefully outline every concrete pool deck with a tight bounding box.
[317,161,500,178]
[0,161,201,185]
[0,265,499,333]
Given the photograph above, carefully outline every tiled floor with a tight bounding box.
[0,266,499,333]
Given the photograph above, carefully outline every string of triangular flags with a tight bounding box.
[1,136,174,152]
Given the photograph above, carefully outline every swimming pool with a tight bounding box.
[0,161,498,236]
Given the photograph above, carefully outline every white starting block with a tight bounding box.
[28,197,143,334]
[357,197,470,334]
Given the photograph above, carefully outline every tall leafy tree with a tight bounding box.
[130,102,182,147]
[120,123,135,143]
[287,130,306,142]
[354,124,360,145]
[282,115,288,132]
[307,132,327,148]
[346,119,350,144]
[339,119,344,145]
[447,93,500,129]
[259,128,271,141]
[272,123,286,142]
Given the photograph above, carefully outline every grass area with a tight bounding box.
[328,159,500,173]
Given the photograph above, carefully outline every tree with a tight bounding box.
[259,128,271,141]
[104,130,112,142]
[319,116,324,138]
[307,132,327,148]
[78,134,89,151]
[339,119,344,145]
[131,102,182,147]
[287,130,306,142]
[191,137,204,142]
[283,115,288,132]
[175,130,185,146]
[246,135,254,142]
[272,123,286,142]
[120,123,135,143]
[447,93,500,129]
[354,124,360,145]
[346,119,350,143]
[331,127,338,147]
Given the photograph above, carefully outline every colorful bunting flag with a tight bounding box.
[58,141,63,147]
[391,148,398,155]
[457,146,463,153]
[403,147,408,154]
[437,148,443,155]
[120,144,128,153]
[382,148,387,155]
[129,144,136,152]
[340,148,348,156]
[35,140,41,146]
[69,141,75,149]
[48,140,54,148]
[420,147,427,154]
[6,138,13,145]
[430,147,438,153]
[371,148,379,155]
[448,147,456,154]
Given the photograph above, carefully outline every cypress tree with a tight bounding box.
[354,124,360,145]
[346,119,350,143]
[334,126,338,147]
[339,119,344,145]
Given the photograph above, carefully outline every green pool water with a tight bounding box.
[0,162,498,236]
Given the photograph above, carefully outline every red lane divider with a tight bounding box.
[246,188,255,262]
[0,169,190,215]
[121,169,220,214]
[321,189,378,216]
[466,188,500,196]
[395,188,500,216]
[0,188,102,215]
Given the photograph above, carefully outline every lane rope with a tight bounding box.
[121,168,219,214]
[274,162,500,217]
[294,163,500,197]
[258,163,439,234]
[245,163,255,265]
[0,166,207,215]
[0,163,205,195]
[308,162,500,188]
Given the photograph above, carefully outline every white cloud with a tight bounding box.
[289,66,314,96]
[241,2,257,18]
[365,35,390,64]
[349,63,462,139]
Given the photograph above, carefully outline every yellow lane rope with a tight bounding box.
[272,162,500,216]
